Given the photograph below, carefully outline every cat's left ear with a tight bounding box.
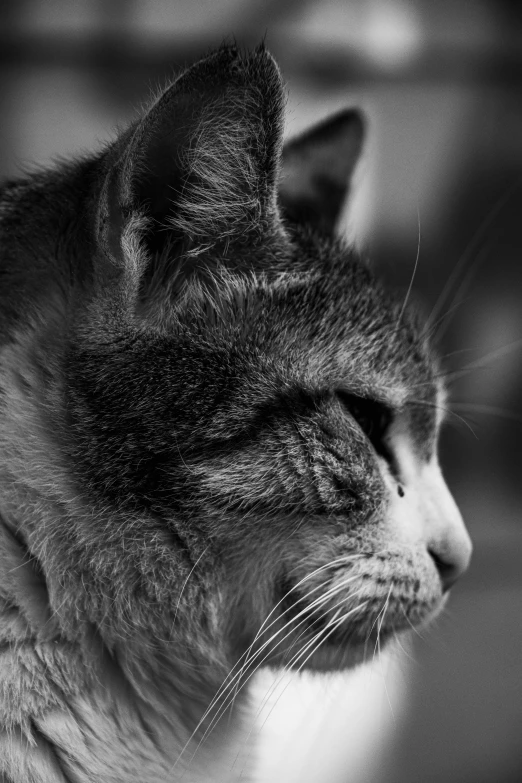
[279,110,364,234]
[95,45,286,284]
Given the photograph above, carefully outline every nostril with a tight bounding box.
[429,551,460,593]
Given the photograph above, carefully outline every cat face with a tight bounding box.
[0,45,471,686]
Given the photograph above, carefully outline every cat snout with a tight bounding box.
[423,467,473,592]
[387,449,472,592]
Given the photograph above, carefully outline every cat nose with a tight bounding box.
[426,501,472,593]
[428,539,472,592]
[421,463,473,593]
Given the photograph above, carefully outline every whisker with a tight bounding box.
[196,584,367,760]
[429,338,522,393]
[424,178,521,333]
[364,596,386,663]
[256,602,370,733]
[373,590,390,664]
[171,568,365,771]
[223,573,362,700]
[395,206,421,332]
[457,337,522,375]
[421,297,472,345]
[236,555,366,673]
[451,402,522,425]
[236,598,356,758]
[224,561,362,728]
[231,556,363,680]
[408,397,479,438]
[173,546,209,627]
[172,550,389,773]
[231,600,370,773]
[375,586,395,719]
[190,595,361,772]
[398,603,426,641]
[437,347,475,364]
[434,243,491,343]
[391,632,416,664]
[293,602,369,675]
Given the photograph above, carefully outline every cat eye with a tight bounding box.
[336,391,393,460]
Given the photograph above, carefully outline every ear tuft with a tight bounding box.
[279,109,365,234]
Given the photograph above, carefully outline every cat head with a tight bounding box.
[0,45,471,692]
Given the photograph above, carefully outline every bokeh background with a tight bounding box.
[1,2,521,781]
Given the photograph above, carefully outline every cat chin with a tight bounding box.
[273,563,445,641]
[273,630,399,674]
[277,596,447,674]
[251,590,446,677]
[287,592,448,672]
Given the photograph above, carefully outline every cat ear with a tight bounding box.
[279,110,364,234]
[97,45,285,277]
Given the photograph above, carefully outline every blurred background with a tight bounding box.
[1,1,521,781]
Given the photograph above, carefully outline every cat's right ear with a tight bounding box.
[279,110,365,235]
[95,45,285,289]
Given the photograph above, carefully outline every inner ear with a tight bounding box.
[279,109,365,234]
[136,130,179,231]
[132,115,194,257]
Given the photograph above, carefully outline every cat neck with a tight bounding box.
[0,508,258,782]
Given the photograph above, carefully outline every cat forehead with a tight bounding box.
[155,246,437,405]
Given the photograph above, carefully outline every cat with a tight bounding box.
[0,44,472,782]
